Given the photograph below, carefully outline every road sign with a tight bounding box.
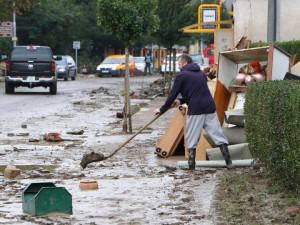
[73,41,80,49]
[202,9,217,29]
[0,22,13,37]
[197,4,221,32]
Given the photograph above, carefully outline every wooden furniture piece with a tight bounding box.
[218,44,291,93]
[155,108,186,158]
[216,44,291,122]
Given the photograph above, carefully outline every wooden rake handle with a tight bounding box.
[106,113,163,159]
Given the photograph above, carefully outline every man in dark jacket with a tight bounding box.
[154,54,233,170]
[144,53,152,75]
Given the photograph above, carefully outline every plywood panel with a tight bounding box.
[213,80,231,125]
[155,109,185,158]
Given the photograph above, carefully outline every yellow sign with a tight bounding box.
[178,4,233,34]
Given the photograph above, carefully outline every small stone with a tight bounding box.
[3,166,21,179]
[16,133,29,136]
[29,138,40,142]
[21,124,27,129]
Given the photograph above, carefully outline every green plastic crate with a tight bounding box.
[22,182,72,216]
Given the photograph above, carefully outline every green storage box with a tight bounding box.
[22,182,72,216]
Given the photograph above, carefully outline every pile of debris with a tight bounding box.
[203,64,218,80]
[138,78,165,99]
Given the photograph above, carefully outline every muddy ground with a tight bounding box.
[0,75,218,225]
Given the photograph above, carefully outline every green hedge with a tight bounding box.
[244,80,300,193]
[251,39,300,65]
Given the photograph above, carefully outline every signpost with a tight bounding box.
[198,4,220,32]
[202,9,217,29]
[73,41,80,72]
[0,22,13,37]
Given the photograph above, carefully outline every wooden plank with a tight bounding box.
[155,109,185,158]
[227,92,238,111]
[223,92,238,128]
[213,80,231,125]
[290,54,296,67]
[228,86,247,92]
[220,47,269,64]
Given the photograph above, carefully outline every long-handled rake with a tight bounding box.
[80,113,163,169]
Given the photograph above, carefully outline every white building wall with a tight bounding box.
[233,0,268,43]
[233,0,300,43]
[280,1,300,41]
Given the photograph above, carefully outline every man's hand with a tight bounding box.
[153,108,160,115]
[170,99,180,108]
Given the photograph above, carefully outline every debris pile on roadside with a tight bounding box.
[203,64,218,80]
[138,78,165,99]
[90,87,109,95]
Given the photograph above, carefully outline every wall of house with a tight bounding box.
[234,0,300,43]
[233,0,268,43]
[280,1,300,41]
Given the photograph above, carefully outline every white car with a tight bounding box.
[134,57,146,71]
[134,56,153,74]
[160,53,182,74]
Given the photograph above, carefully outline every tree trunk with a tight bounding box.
[172,48,177,83]
[123,47,132,133]
[167,48,172,93]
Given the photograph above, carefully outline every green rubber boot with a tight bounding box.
[187,148,196,170]
[219,144,234,169]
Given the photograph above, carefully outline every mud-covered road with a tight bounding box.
[0,75,218,224]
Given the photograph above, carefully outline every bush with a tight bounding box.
[244,80,300,193]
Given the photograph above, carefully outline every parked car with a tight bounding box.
[134,56,153,75]
[65,55,76,80]
[55,56,76,81]
[5,46,59,94]
[160,53,182,74]
[96,55,135,77]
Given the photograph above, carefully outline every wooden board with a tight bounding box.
[155,109,185,158]
[213,80,231,125]
[219,46,269,64]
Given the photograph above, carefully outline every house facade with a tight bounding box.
[233,0,300,43]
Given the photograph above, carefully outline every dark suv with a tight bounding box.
[5,46,60,94]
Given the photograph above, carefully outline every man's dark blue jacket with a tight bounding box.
[160,63,216,115]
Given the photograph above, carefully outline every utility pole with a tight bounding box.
[13,1,17,47]
[267,0,277,42]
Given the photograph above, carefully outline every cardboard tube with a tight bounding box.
[177,159,253,168]
[206,143,252,160]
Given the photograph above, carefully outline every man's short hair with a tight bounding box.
[179,54,193,64]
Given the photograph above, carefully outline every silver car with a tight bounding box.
[55,56,76,81]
